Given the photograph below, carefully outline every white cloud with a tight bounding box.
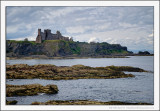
[146,31,154,45]
[73,27,153,50]
[48,7,93,20]
[9,34,36,41]
[66,26,90,34]
[75,17,88,21]
[96,23,111,30]
[66,22,111,34]
[88,37,100,43]
[11,36,36,41]
[148,32,153,37]
[49,7,74,18]
[119,22,137,28]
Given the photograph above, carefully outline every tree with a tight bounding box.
[24,38,28,41]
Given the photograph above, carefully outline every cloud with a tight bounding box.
[66,22,111,34]
[7,25,19,33]
[75,17,88,22]
[6,6,154,52]
[66,26,90,34]
[72,26,153,51]
[119,22,137,28]
[88,37,100,43]
[8,30,37,41]
[10,36,36,41]
[148,32,153,37]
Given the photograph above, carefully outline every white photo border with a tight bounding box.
[1,1,159,110]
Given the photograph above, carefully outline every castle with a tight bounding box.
[36,29,73,43]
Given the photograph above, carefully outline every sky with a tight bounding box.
[6,6,154,53]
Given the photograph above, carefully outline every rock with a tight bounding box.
[6,100,17,105]
[31,100,153,105]
[43,84,58,94]
[6,84,58,97]
[6,64,147,80]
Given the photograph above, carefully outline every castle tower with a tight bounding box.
[56,30,62,39]
[38,29,41,36]
[36,29,42,43]
[44,29,47,40]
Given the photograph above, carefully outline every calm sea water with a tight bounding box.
[6,56,154,105]
[7,56,153,71]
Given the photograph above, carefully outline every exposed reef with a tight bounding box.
[6,100,18,105]
[6,64,147,80]
[6,84,58,97]
[31,100,152,105]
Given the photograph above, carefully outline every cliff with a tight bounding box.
[6,40,130,57]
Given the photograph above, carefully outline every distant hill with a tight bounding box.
[6,40,131,57]
[130,49,153,54]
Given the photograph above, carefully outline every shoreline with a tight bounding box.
[31,100,153,105]
[6,100,153,105]
[6,54,153,60]
[6,56,129,60]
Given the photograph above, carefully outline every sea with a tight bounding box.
[6,56,154,105]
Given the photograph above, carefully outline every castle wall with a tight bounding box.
[40,32,46,40]
[36,29,71,43]
[46,32,53,40]
[36,35,42,43]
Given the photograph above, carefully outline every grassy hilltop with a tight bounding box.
[6,40,131,58]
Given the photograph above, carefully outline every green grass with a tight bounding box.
[7,40,37,45]
[96,49,128,55]
[71,47,81,54]
[43,40,62,43]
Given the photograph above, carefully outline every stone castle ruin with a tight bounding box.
[36,29,73,43]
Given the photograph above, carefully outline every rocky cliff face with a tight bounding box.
[6,40,130,57]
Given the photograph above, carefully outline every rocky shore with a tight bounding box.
[6,55,129,60]
[6,64,150,105]
[6,100,18,105]
[31,100,152,105]
[6,64,147,80]
[6,84,58,97]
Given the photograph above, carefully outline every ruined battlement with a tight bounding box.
[36,29,73,43]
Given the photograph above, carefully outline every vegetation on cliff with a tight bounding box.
[6,84,58,97]
[6,40,131,57]
[31,100,152,105]
[6,64,148,80]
